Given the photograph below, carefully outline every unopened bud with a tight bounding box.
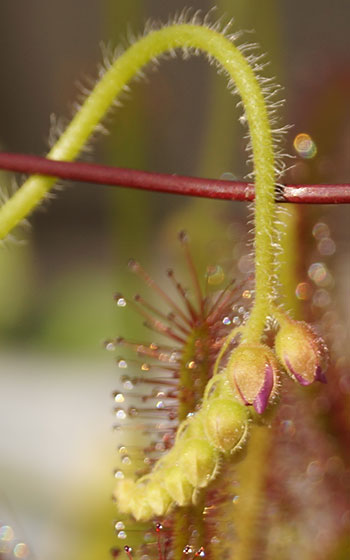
[144,481,172,516]
[275,319,328,385]
[114,479,156,521]
[162,466,194,506]
[129,491,154,521]
[226,343,279,414]
[177,438,218,488]
[114,478,136,514]
[204,398,249,452]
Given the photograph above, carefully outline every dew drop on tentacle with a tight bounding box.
[123,545,133,560]
[118,359,128,369]
[114,293,128,307]
[115,408,127,420]
[114,470,125,480]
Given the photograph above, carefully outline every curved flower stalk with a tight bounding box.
[104,18,328,528]
[0,9,330,557]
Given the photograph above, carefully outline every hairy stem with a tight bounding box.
[0,23,275,344]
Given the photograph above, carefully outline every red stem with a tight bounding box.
[0,152,349,204]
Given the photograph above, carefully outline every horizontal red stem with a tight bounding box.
[0,152,349,204]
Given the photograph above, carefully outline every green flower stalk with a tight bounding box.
[0,10,330,557]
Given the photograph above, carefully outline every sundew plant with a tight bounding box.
[0,7,349,560]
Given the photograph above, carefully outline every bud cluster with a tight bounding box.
[219,313,328,416]
[114,311,328,521]
[114,383,249,520]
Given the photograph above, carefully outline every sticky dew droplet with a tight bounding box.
[186,360,196,370]
[123,380,134,391]
[115,409,127,420]
[118,359,128,369]
[114,294,127,307]
[124,545,133,560]
[114,470,125,479]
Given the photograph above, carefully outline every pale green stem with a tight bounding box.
[0,23,276,339]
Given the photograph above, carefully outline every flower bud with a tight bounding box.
[204,398,249,452]
[114,478,136,514]
[144,481,172,516]
[177,438,218,488]
[275,319,328,385]
[225,343,279,414]
[114,479,156,520]
[129,492,154,521]
[162,466,194,506]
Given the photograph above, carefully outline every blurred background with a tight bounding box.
[0,1,349,559]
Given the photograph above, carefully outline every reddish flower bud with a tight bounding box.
[275,319,328,385]
[225,343,279,414]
